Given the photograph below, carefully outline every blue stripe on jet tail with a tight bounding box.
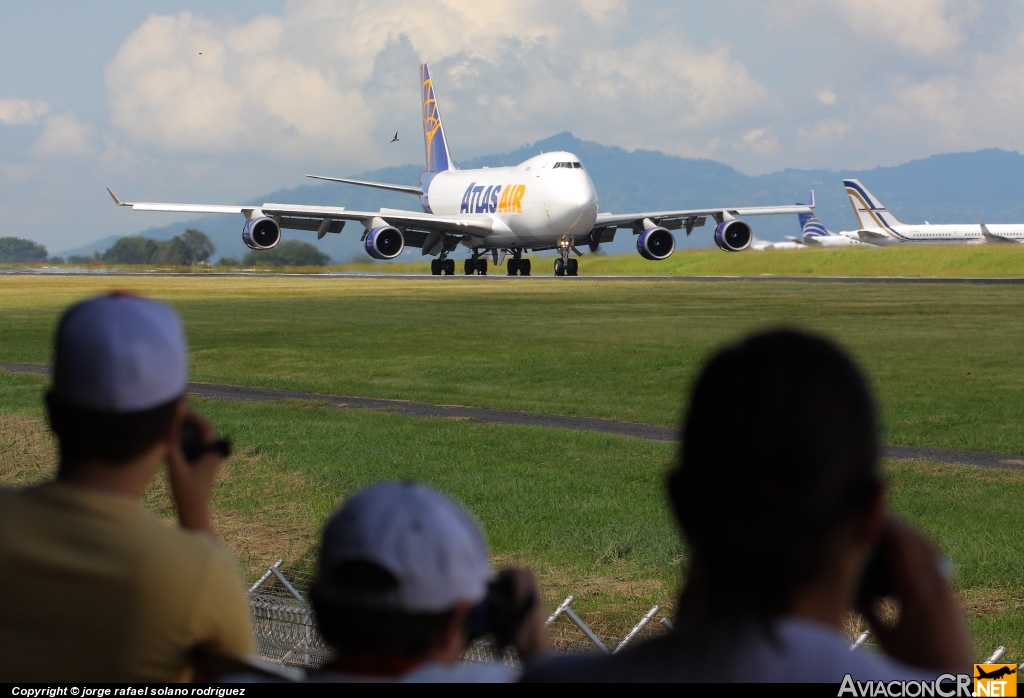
[842,180,907,239]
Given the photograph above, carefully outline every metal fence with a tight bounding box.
[248,560,332,670]
[247,561,1019,673]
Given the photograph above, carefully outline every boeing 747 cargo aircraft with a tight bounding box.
[107,65,813,276]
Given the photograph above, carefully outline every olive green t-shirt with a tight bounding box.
[0,482,255,681]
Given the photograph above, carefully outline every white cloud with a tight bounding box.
[879,32,1024,149]
[32,112,96,159]
[737,127,780,155]
[839,0,966,59]
[797,119,851,142]
[103,2,767,166]
[816,88,837,106]
[0,98,50,125]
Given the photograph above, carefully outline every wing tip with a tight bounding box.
[106,187,125,206]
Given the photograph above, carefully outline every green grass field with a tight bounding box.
[0,274,1021,659]
[2,275,1023,453]
[9,244,1024,277]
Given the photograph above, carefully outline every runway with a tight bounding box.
[2,267,1024,284]
[4,363,1022,470]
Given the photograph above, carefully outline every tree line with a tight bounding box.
[1,231,332,267]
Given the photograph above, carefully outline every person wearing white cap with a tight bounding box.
[0,293,254,682]
[307,482,549,682]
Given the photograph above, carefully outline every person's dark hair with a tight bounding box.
[46,392,179,468]
[310,560,452,658]
[669,329,880,624]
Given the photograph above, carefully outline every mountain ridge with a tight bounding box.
[58,134,1024,260]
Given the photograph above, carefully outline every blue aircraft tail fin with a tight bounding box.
[799,212,830,238]
[420,64,453,173]
[797,192,829,237]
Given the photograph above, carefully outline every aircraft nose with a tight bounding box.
[567,176,598,212]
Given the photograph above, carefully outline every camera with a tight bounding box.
[180,421,232,463]
[465,570,537,647]
[856,540,896,606]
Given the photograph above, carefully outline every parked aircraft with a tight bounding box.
[787,192,865,247]
[844,179,1024,246]
[107,65,813,276]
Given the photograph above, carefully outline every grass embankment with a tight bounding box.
[1,371,1020,658]
[2,275,1023,455]
[582,246,1024,277]
[7,244,1024,277]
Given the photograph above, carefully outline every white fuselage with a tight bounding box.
[855,223,1024,245]
[420,151,599,249]
[808,233,866,247]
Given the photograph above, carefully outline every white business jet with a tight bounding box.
[844,179,1024,246]
[107,65,813,276]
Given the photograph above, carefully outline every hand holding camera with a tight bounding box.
[167,407,231,538]
[858,518,973,671]
[466,568,549,660]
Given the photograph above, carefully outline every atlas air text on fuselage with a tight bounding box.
[460,183,527,214]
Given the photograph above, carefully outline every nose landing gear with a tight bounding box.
[554,236,579,276]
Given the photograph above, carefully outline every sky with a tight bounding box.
[3,0,1024,252]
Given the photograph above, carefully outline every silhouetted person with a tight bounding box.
[0,294,253,681]
[308,482,548,682]
[524,330,973,682]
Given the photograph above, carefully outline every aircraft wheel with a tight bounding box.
[444,259,455,275]
[507,259,520,276]
[430,259,442,275]
[520,259,531,276]
[476,258,488,275]
[464,259,475,275]
[554,259,565,276]
[567,259,579,276]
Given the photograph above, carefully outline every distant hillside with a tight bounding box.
[58,135,1024,260]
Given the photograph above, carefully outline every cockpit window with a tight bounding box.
[553,161,583,169]
[572,162,582,169]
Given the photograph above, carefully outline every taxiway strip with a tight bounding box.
[4,362,1022,470]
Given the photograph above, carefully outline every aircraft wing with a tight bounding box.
[305,175,423,195]
[979,219,1020,243]
[261,204,495,237]
[591,203,814,235]
[107,189,497,243]
[854,228,891,245]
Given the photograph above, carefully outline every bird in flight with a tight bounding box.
[390,132,399,143]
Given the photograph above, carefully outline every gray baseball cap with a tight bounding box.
[319,482,492,613]
[52,293,188,412]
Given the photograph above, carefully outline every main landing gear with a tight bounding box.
[430,255,455,275]
[464,250,488,275]
[507,250,531,276]
[554,236,578,276]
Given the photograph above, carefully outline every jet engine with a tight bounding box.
[364,225,405,260]
[242,216,282,250]
[714,219,752,252]
[636,226,676,260]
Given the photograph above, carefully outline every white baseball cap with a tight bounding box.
[319,482,492,613]
[52,293,188,413]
